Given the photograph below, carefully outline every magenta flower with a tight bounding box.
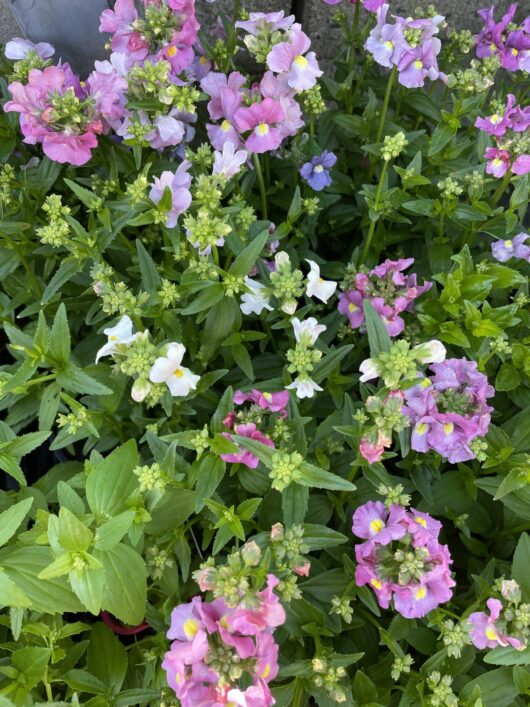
[259,72,304,141]
[469,598,526,650]
[221,423,275,469]
[338,258,431,336]
[201,71,246,148]
[404,358,494,463]
[149,161,192,228]
[491,233,530,262]
[99,0,147,59]
[352,501,407,554]
[484,146,511,177]
[234,98,285,153]
[233,389,290,415]
[266,25,322,91]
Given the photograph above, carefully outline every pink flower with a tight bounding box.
[233,388,290,415]
[266,25,322,91]
[485,147,511,177]
[149,161,192,228]
[294,562,311,576]
[99,0,147,59]
[234,98,285,153]
[221,423,275,469]
[359,435,386,464]
[469,598,526,650]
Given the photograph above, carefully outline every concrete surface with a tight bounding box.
[0,0,519,73]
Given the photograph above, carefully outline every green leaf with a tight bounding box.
[180,283,225,315]
[62,669,107,695]
[115,690,162,706]
[363,300,391,357]
[299,462,356,492]
[1,430,51,458]
[0,570,31,608]
[229,229,268,278]
[87,623,128,693]
[41,259,81,305]
[38,553,74,580]
[56,364,112,396]
[136,239,161,291]
[57,507,93,552]
[283,484,309,525]
[64,178,98,208]
[97,543,147,625]
[69,568,105,615]
[312,345,353,383]
[49,304,71,363]
[0,455,26,486]
[11,646,51,691]
[86,440,139,518]
[513,533,530,602]
[195,454,225,512]
[0,498,33,547]
[428,122,458,157]
[94,511,136,551]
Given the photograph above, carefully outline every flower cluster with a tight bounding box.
[221,388,289,468]
[365,4,445,88]
[403,358,494,463]
[476,94,530,177]
[339,258,431,336]
[353,501,455,618]
[162,574,285,706]
[286,317,327,398]
[476,3,530,72]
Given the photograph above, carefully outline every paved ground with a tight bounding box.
[0,0,516,71]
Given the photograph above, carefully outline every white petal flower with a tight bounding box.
[305,259,337,303]
[413,340,446,364]
[148,342,200,397]
[240,277,273,315]
[286,377,323,399]
[212,142,248,178]
[292,317,326,345]
[131,377,151,402]
[359,358,381,382]
[95,315,137,363]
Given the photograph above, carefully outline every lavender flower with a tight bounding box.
[300,150,337,190]
[491,233,530,263]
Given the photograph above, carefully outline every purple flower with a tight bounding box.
[266,25,322,91]
[232,389,290,415]
[484,147,511,177]
[236,11,295,36]
[221,423,275,469]
[260,72,304,140]
[397,39,442,88]
[300,150,337,190]
[149,161,192,228]
[476,4,517,61]
[491,233,530,262]
[234,98,285,153]
[403,358,494,463]
[469,598,526,650]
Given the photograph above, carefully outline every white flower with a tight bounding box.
[275,251,290,270]
[95,315,137,363]
[413,340,446,364]
[240,277,273,315]
[292,317,326,345]
[213,142,248,178]
[281,299,298,315]
[305,259,337,303]
[286,376,323,399]
[131,377,151,402]
[359,358,381,382]
[148,343,200,397]
[5,38,54,60]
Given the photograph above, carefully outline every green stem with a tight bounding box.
[292,679,307,707]
[346,1,361,73]
[361,160,388,263]
[376,66,396,145]
[491,170,512,207]
[253,153,268,221]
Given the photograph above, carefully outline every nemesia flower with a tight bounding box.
[353,501,455,618]
[5,38,55,60]
[95,315,137,362]
[484,146,511,177]
[266,25,322,91]
[212,142,248,178]
[240,277,273,315]
[468,598,526,650]
[233,389,290,415]
[403,358,494,463]
[292,316,327,345]
[149,161,192,228]
[305,259,337,302]
[260,71,304,141]
[221,423,275,469]
[234,98,285,153]
[286,377,323,399]
[359,340,446,382]
[491,233,530,262]
[201,71,246,150]
[148,342,200,397]
[300,151,337,191]
[475,94,517,136]
[338,258,431,336]
[235,11,295,36]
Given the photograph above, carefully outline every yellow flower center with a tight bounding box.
[489,43,497,53]
[371,578,382,590]
[173,368,184,378]
[221,119,232,132]
[369,518,385,534]
[505,239,513,248]
[175,672,183,685]
[183,618,199,639]
[420,378,432,388]
[490,113,502,124]
[511,48,519,56]
[415,516,427,527]
[314,164,324,173]
[167,46,177,57]
[262,663,271,679]
[348,303,358,312]
[485,627,498,641]
[414,60,423,70]
[416,423,429,435]
[263,392,272,400]
[109,335,118,341]
[199,55,208,64]
[492,158,503,167]
[415,586,427,600]
[255,122,270,136]
[384,40,393,50]
[443,423,454,435]
[293,54,308,68]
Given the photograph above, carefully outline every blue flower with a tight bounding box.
[299,150,337,191]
